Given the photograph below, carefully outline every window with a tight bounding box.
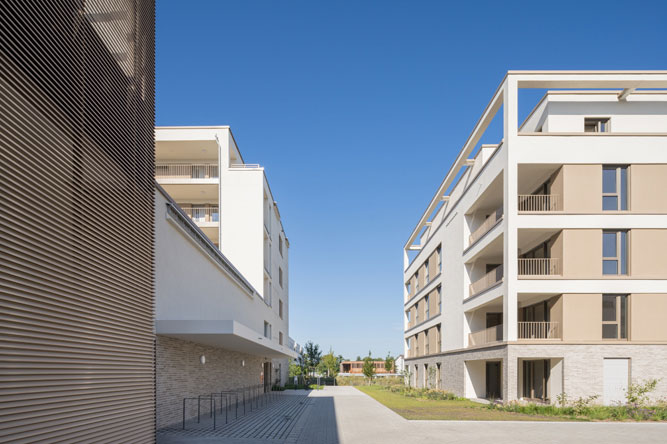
[437,286,442,314]
[603,230,628,275]
[264,321,271,339]
[602,295,628,339]
[584,117,610,133]
[191,204,206,223]
[279,299,283,319]
[406,282,411,296]
[211,206,219,222]
[425,295,430,319]
[603,166,628,211]
[424,331,429,354]
[406,310,411,325]
[415,273,420,293]
[279,236,283,256]
[279,267,283,288]
[279,331,283,345]
[436,325,441,352]
[437,246,442,272]
[424,262,430,284]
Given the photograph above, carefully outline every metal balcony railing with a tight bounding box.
[179,206,219,223]
[229,163,261,169]
[469,208,503,246]
[518,321,561,339]
[518,258,561,276]
[468,324,503,347]
[518,194,561,212]
[469,265,503,297]
[156,163,218,179]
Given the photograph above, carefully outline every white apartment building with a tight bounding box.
[154,127,295,427]
[403,71,667,405]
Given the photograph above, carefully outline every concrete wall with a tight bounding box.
[156,336,266,429]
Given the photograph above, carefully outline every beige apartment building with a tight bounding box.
[403,71,667,404]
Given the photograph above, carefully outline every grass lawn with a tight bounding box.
[356,385,572,421]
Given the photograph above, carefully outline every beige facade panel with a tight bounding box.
[563,165,602,213]
[629,229,667,278]
[562,230,601,278]
[630,294,667,341]
[629,165,667,213]
[562,294,602,341]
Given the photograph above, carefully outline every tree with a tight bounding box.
[288,361,303,378]
[384,354,395,373]
[356,355,361,361]
[321,349,340,377]
[303,341,322,376]
[362,355,376,383]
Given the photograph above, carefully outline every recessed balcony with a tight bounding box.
[179,205,219,227]
[469,264,503,297]
[518,321,561,340]
[469,207,503,246]
[468,324,503,347]
[518,258,561,276]
[156,163,219,180]
[518,194,562,212]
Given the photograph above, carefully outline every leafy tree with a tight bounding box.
[321,349,340,377]
[356,355,361,361]
[384,354,395,373]
[288,361,302,378]
[362,355,376,383]
[303,341,322,376]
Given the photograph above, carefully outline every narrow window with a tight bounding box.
[279,331,283,345]
[425,295,430,320]
[437,286,442,314]
[425,331,429,355]
[603,230,628,275]
[415,304,420,323]
[406,310,411,325]
[279,299,283,319]
[437,246,442,272]
[279,236,283,256]
[424,262,430,284]
[406,282,411,297]
[602,295,628,339]
[603,166,628,211]
[279,267,283,288]
[264,321,271,338]
[584,117,610,133]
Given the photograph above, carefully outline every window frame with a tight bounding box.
[584,117,611,133]
[602,165,628,211]
[603,230,628,275]
[424,295,430,320]
[602,294,628,340]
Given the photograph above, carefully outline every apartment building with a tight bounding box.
[403,71,667,405]
[339,360,395,375]
[0,1,156,442]
[154,184,298,428]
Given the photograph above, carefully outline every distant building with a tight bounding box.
[340,360,394,375]
[394,355,405,374]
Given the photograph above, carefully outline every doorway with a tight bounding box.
[485,361,502,399]
[263,362,272,393]
[522,359,549,401]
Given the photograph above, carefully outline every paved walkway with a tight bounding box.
[158,386,667,444]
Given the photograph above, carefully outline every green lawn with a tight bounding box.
[356,386,571,421]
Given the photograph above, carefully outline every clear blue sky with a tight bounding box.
[156,0,667,359]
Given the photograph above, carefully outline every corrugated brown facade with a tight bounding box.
[0,1,156,442]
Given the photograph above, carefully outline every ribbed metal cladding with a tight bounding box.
[0,1,156,443]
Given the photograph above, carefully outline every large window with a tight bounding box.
[603,166,628,211]
[602,294,628,339]
[264,321,272,339]
[603,230,628,275]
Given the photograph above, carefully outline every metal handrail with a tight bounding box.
[230,163,261,169]
[518,321,561,339]
[518,194,561,212]
[179,205,219,223]
[156,163,218,179]
[518,258,561,276]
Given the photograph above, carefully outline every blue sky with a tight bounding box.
[156,0,667,359]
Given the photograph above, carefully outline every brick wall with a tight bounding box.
[156,336,268,429]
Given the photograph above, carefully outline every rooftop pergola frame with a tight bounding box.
[403,71,667,265]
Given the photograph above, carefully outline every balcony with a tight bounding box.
[469,265,503,297]
[518,194,561,212]
[156,163,219,180]
[179,205,219,226]
[518,321,561,340]
[517,258,561,276]
[469,208,503,246]
[468,324,503,347]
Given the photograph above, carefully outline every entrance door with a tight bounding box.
[523,360,549,400]
[603,358,629,405]
[263,362,272,393]
[485,361,502,399]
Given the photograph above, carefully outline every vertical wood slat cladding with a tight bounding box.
[0,0,156,443]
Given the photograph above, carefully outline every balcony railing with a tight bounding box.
[469,265,503,297]
[230,163,261,169]
[518,194,561,212]
[518,258,561,276]
[156,163,219,179]
[468,324,503,347]
[179,206,219,223]
[518,321,561,340]
[469,208,503,246]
